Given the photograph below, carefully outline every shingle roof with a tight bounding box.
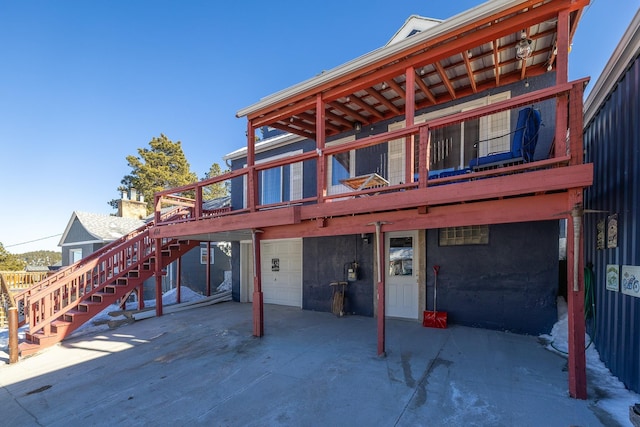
[59,211,146,245]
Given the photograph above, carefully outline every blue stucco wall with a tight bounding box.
[426,221,559,335]
[584,54,640,392]
[302,234,374,316]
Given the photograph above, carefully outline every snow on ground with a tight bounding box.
[1,293,639,424]
[540,297,640,426]
[0,286,206,347]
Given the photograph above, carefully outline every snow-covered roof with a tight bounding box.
[58,211,146,246]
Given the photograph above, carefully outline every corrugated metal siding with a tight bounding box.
[584,54,640,392]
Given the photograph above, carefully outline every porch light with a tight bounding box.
[515,32,533,60]
[353,121,362,132]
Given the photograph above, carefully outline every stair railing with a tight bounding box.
[13,206,193,335]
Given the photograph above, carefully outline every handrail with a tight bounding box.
[0,272,16,310]
[151,79,587,226]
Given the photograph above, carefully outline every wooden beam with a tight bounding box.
[566,189,587,399]
[252,230,264,337]
[414,71,437,104]
[327,101,369,124]
[434,61,456,99]
[386,78,406,101]
[348,94,385,119]
[365,87,402,115]
[462,51,478,93]
[261,192,572,240]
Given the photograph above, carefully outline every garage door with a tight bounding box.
[260,239,302,307]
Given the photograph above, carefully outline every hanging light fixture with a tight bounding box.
[353,121,362,132]
[515,31,533,60]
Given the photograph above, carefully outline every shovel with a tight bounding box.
[423,265,447,328]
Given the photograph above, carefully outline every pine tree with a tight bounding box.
[112,134,198,213]
[0,243,27,270]
[202,162,230,201]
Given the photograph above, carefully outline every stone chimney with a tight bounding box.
[117,188,147,219]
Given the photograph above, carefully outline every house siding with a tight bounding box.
[426,221,559,335]
[228,73,562,334]
[303,235,374,316]
[584,53,640,392]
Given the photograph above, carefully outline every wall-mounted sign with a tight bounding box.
[606,264,620,292]
[597,219,605,250]
[271,258,280,272]
[621,265,640,298]
[607,214,618,249]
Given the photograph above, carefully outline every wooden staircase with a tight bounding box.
[13,221,199,357]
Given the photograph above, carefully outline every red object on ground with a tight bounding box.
[423,265,447,329]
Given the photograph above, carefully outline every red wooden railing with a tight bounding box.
[12,206,196,336]
[153,79,587,223]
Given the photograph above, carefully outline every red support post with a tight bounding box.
[206,241,211,297]
[252,230,264,337]
[247,121,258,212]
[554,10,570,159]
[155,239,163,317]
[316,94,327,203]
[418,124,429,189]
[176,256,182,304]
[405,67,416,184]
[373,221,386,357]
[566,190,587,399]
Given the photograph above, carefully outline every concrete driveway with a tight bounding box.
[1,302,612,426]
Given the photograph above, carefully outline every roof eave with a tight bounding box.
[235,0,528,119]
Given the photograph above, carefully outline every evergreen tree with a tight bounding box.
[111,134,198,213]
[202,162,230,201]
[0,242,27,270]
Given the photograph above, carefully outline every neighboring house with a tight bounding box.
[58,191,231,298]
[583,10,640,393]
[150,0,592,399]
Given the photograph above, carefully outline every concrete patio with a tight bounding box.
[1,302,614,426]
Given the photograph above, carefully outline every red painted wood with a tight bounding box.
[176,257,182,305]
[155,239,163,317]
[556,10,569,85]
[252,230,264,337]
[419,124,429,189]
[316,94,327,203]
[375,223,386,356]
[206,241,211,297]
[569,82,585,166]
[405,67,415,184]
[567,190,587,399]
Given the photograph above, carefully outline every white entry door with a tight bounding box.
[385,231,419,319]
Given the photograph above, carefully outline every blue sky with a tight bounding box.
[1,0,638,254]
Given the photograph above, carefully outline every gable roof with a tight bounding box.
[385,15,442,46]
[58,211,146,246]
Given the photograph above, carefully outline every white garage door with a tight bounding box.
[260,239,302,307]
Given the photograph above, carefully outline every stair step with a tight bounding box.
[18,341,42,357]
[63,310,92,322]
[51,319,72,335]
[26,330,60,346]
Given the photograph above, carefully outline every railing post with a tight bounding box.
[8,306,19,363]
[419,124,430,189]
[316,94,326,203]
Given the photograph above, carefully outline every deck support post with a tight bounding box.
[316,94,326,203]
[176,256,182,304]
[567,191,587,399]
[8,306,18,364]
[206,241,211,297]
[371,221,388,357]
[252,229,264,337]
[155,239,163,317]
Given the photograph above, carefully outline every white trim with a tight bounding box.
[224,132,305,161]
[236,0,529,118]
[60,239,110,247]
